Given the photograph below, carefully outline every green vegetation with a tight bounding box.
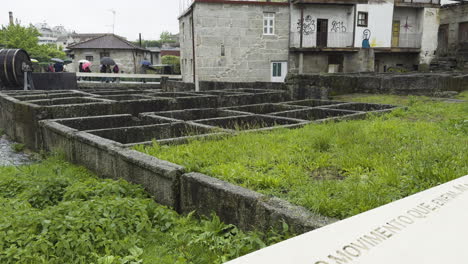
[456,90,468,101]
[162,55,181,74]
[0,158,287,264]
[0,23,66,62]
[136,95,468,219]
[11,143,25,152]
[132,31,177,48]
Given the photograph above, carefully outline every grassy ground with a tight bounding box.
[136,93,468,220]
[0,158,288,264]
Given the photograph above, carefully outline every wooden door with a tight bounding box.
[438,24,449,54]
[392,21,400,47]
[317,19,328,48]
[459,22,468,51]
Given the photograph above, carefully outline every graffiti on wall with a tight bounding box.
[362,29,371,48]
[296,15,315,35]
[331,21,347,33]
[402,17,413,32]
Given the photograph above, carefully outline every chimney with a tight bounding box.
[8,11,13,25]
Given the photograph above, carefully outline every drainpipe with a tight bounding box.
[300,6,304,49]
[288,0,292,77]
[191,14,196,86]
[352,5,357,47]
[299,5,304,74]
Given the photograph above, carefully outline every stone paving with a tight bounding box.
[0,135,31,167]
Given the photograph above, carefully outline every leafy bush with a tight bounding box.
[12,143,25,152]
[136,95,468,219]
[161,55,180,74]
[0,158,285,263]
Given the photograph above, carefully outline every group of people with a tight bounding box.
[78,63,121,83]
[78,62,92,73]
[45,62,65,73]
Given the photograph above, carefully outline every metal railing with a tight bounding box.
[76,73,182,83]
[395,33,422,48]
[395,0,440,5]
[291,32,354,48]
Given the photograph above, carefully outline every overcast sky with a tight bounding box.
[1,0,457,41]
[1,0,181,41]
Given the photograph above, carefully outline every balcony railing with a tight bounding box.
[395,0,440,5]
[291,32,354,49]
[394,33,422,48]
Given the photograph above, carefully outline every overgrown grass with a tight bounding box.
[456,90,468,101]
[0,158,288,264]
[136,95,468,219]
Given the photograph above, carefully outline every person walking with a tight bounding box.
[47,63,54,73]
[77,62,84,81]
[53,62,64,72]
[100,64,107,83]
[112,64,120,83]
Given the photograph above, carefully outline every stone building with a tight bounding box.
[179,0,440,84]
[291,0,440,73]
[179,0,290,83]
[437,2,468,68]
[67,34,151,73]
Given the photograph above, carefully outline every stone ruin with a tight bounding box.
[0,87,399,233]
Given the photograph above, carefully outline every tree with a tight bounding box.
[161,55,180,74]
[0,23,66,62]
[159,31,174,43]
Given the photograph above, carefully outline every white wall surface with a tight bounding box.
[291,5,355,48]
[355,1,394,48]
[419,8,440,65]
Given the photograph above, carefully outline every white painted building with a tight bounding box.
[179,0,441,83]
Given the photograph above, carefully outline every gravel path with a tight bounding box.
[0,135,32,166]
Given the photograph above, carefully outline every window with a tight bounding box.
[263,13,275,35]
[182,22,185,42]
[358,12,368,27]
[272,62,282,77]
[221,44,225,56]
[100,52,110,58]
[85,56,94,62]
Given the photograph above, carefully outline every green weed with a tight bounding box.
[136,95,468,219]
[0,157,282,264]
[12,143,25,152]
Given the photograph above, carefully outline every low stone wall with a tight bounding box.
[198,81,286,91]
[77,82,161,90]
[39,119,336,232]
[286,73,468,98]
[32,73,78,90]
[2,88,401,234]
[161,79,195,92]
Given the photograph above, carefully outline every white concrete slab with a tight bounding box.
[227,175,468,264]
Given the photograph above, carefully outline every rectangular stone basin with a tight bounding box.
[56,114,168,131]
[26,97,108,106]
[225,103,305,114]
[150,109,243,121]
[197,115,301,130]
[273,108,360,121]
[12,92,86,101]
[99,95,156,101]
[285,99,345,107]
[324,103,396,112]
[87,123,216,144]
[149,92,202,98]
